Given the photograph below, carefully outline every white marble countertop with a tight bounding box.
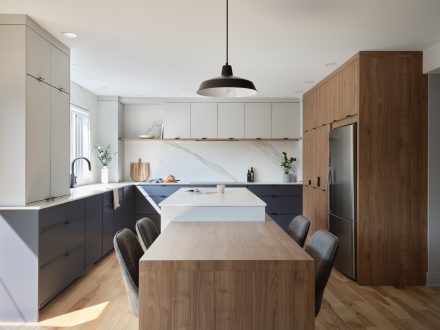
[0,183,134,210]
[139,181,303,185]
[0,181,302,210]
[159,188,267,207]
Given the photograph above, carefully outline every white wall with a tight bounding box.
[424,42,440,74]
[97,96,124,182]
[123,102,302,183]
[70,82,99,185]
[428,74,440,286]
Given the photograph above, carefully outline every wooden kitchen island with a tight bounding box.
[139,216,315,330]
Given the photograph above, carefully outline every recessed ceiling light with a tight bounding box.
[62,32,77,39]
[304,80,315,84]
[325,62,337,67]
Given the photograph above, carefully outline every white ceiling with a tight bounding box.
[1,0,440,97]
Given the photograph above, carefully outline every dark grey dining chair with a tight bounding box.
[286,215,310,247]
[113,228,144,316]
[304,229,339,316]
[136,217,160,252]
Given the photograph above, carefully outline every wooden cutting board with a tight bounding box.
[130,159,150,182]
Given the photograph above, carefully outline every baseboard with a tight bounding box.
[427,272,440,286]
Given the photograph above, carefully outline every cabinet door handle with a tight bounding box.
[174,137,180,140]
[59,87,65,92]
[64,220,70,225]
[270,212,279,215]
[64,252,70,257]
[317,177,321,187]
[37,76,45,82]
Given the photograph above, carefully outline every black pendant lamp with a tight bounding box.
[197,0,257,97]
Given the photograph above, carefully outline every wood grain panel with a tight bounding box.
[357,52,427,285]
[303,51,426,286]
[139,219,314,329]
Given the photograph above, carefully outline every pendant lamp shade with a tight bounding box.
[197,64,257,97]
[197,0,257,97]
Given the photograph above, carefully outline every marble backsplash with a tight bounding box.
[124,140,302,183]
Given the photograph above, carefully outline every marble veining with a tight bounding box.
[124,140,302,183]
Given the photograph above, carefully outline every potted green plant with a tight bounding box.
[281,152,297,183]
[95,145,116,184]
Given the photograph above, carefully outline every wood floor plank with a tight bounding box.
[0,252,439,329]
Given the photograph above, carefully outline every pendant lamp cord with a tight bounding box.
[226,0,229,65]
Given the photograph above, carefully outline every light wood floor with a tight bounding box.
[1,252,439,329]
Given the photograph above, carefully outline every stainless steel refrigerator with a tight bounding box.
[328,123,357,280]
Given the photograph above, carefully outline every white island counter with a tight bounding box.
[159,187,266,230]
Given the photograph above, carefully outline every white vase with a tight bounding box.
[283,173,293,183]
[101,166,109,184]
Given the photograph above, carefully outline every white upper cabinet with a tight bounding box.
[190,103,217,139]
[51,46,70,93]
[163,103,191,139]
[271,103,301,139]
[218,103,245,139]
[26,27,51,83]
[244,103,272,139]
[26,76,51,203]
[50,88,70,198]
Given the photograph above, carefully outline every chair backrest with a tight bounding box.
[113,228,144,316]
[136,217,160,252]
[286,215,311,247]
[305,229,339,316]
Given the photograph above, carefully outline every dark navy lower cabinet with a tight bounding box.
[39,245,84,307]
[85,194,103,268]
[246,184,303,230]
[135,187,161,231]
[102,191,114,255]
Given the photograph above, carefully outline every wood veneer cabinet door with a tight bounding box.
[303,186,328,236]
[357,52,427,286]
[302,131,311,186]
[303,93,312,132]
[341,58,359,118]
[317,125,330,191]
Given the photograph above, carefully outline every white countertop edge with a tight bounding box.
[0,181,302,210]
[0,182,134,210]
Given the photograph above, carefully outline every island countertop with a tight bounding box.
[141,216,313,268]
[158,187,267,207]
[139,217,315,329]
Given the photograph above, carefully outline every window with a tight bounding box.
[70,105,90,178]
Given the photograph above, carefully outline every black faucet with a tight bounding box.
[70,157,92,188]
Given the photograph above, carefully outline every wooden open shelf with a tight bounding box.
[120,137,301,142]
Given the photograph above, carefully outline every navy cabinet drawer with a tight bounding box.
[151,196,168,205]
[39,216,84,267]
[39,244,84,307]
[247,185,302,196]
[260,196,301,214]
[140,185,188,197]
[135,190,158,214]
[39,199,85,231]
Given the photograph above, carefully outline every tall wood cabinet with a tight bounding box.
[303,52,427,286]
[0,15,70,205]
